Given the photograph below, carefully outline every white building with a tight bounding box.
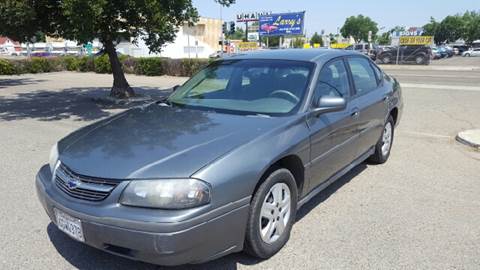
[116,17,223,59]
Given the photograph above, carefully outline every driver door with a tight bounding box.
[307,59,360,190]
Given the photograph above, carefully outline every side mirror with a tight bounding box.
[313,96,347,115]
[171,85,180,92]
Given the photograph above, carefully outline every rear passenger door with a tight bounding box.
[346,57,388,157]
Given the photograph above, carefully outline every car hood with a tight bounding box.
[58,103,289,179]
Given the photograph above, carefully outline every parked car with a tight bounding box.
[439,46,454,58]
[452,45,470,55]
[431,47,442,59]
[345,43,378,60]
[377,45,431,65]
[36,49,403,266]
[462,48,480,57]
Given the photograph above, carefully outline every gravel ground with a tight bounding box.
[1,61,479,269]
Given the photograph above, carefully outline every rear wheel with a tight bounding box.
[415,54,426,65]
[464,53,471,57]
[381,54,392,64]
[368,116,394,164]
[244,168,298,259]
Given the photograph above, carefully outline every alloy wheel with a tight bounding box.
[381,122,393,156]
[259,183,291,244]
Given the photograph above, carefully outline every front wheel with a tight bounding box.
[244,168,298,259]
[368,116,394,164]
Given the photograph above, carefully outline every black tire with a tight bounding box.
[381,54,392,64]
[415,54,426,65]
[368,116,395,164]
[244,168,298,259]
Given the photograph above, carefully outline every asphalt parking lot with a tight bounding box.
[1,57,479,269]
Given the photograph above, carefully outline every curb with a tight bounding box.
[381,65,480,71]
[456,129,480,149]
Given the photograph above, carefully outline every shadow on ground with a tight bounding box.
[46,163,368,270]
[0,78,46,89]
[0,86,170,121]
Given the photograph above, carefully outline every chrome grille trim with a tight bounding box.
[55,163,120,201]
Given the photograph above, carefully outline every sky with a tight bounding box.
[192,0,480,35]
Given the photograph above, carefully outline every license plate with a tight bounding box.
[54,208,85,242]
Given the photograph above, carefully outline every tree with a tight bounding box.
[423,17,442,44]
[292,37,305,48]
[226,27,245,40]
[340,15,378,43]
[462,11,480,43]
[310,32,323,47]
[0,0,235,98]
[439,15,465,43]
[376,26,405,45]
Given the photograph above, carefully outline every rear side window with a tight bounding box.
[347,57,378,94]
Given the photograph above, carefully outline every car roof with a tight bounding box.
[225,48,361,63]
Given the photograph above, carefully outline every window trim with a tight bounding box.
[309,56,352,109]
[345,56,381,97]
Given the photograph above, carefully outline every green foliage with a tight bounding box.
[226,27,245,40]
[292,37,305,48]
[180,59,209,76]
[25,57,52,73]
[77,57,95,72]
[340,15,378,43]
[93,54,112,74]
[0,59,15,75]
[135,58,165,76]
[62,56,79,71]
[423,11,480,44]
[376,27,405,45]
[0,56,210,77]
[310,32,324,46]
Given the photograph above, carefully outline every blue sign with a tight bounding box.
[259,12,305,36]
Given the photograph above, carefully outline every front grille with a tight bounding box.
[55,163,120,201]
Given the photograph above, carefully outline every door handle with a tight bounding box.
[350,110,360,117]
[383,95,390,101]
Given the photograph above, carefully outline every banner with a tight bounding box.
[238,42,259,51]
[259,12,305,36]
[399,36,433,46]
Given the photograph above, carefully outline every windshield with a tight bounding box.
[167,59,314,115]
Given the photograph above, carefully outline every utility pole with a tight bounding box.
[220,5,224,56]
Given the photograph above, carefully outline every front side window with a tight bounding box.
[168,59,314,115]
[347,57,379,94]
[313,60,350,102]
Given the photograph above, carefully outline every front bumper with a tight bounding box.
[35,165,250,266]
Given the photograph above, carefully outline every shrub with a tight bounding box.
[77,56,95,72]
[135,57,165,76]
[120,56,136,74]
[180,58,209,76]
[48,57,67,72]
[0,59,15,75]
[63,56,79,71]
[93,54,111,73]
[25,57,52,73]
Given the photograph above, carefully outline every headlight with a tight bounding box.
[120,179,211,209]
[49,143,59,173]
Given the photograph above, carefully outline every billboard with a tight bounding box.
[259,12,305,36]
[236,11,272,22]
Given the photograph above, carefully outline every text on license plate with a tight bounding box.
[54,208,85,242]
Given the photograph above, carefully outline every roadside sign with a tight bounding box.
[238,42,259,51]
[399,36,433,45]
[303,43,311,49]
[330,43,350,49]
[236,11,272,22]
[259,12,305,36]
